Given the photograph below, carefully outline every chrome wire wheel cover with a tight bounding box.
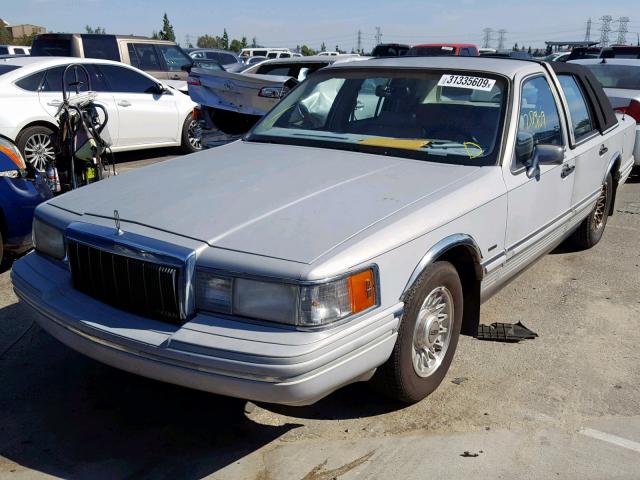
[592,182,608,231]
[187,119,203,150]
[412,286,454,378]
[24,133,56,171]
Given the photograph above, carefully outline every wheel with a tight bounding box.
[571,172,613,250]
[16,125,57,171]
[180,113,203,153]
[372,261,463,403]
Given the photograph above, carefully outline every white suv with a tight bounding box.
[0,57,200,170]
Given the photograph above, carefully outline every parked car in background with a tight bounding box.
[0,137,51,266]
[544,51,570,62]
[567,46,602,61]
[486,50,533,59]
[245,55,267,66]
[567,46,640,62]
[13,57,636,407]
[189,55,364,133]
[408,43,479,56]
[478,47,497,55]
[31,33,193,90]
[0,45,30,56]
[184,48,244,72]
[571,58,640,166]
[371,43,410,57]
[239,48,292,60]
[0,56,200,170]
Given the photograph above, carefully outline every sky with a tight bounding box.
[3,0,640,51]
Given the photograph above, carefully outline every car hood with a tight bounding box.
[50,141,480,264]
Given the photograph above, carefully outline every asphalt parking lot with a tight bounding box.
[0,152,639,479]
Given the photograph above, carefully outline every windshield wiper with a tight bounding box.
[291,132,350,141]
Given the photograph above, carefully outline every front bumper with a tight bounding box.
[12,252,401,405]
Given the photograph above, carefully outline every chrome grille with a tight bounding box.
[67,240,184,324]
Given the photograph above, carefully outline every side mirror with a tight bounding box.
[181,63,193,73]
[526,144,564,179]
[154,83,168,94]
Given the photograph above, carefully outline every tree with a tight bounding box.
[527,46,532,54]
[512,42,519,51]
[159,13,175,42]
[320,41,326,52]
[0,22,12,44]
[221,29,229,50]
[196,34,219,48]
[151,31,160,40]
[251,36,258,48]
[229,38,243,52]
[85,25,106,34]
[241,36,248,49]
[300,45,316,56]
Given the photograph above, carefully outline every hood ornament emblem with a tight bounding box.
[114,209,123,236]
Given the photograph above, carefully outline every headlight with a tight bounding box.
[196,267,377,327]
[33,217,65,260]
[0,137,26,175]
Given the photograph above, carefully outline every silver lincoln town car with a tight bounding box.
[12,57,636,405]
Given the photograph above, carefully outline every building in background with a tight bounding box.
[7,23,46,41]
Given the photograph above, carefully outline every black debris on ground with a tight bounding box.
[476,321,538,343]
[460,451,481,458]
[451,377,468,385]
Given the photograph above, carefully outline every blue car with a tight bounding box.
[0,137,52,265]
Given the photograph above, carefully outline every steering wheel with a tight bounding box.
[294,102,322,129]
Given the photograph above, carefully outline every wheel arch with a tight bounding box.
[17,120,59,139]
[605,151,621,216]
[402,234,483,337]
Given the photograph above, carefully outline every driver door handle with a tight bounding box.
[47,100,62,106]
[117,100,131,107]
[599,145,608,156]
[561,164,575,178]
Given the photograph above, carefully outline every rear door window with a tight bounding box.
[558,75,595,142]
[97,64,158,93]
[40,64,108,92]
[13,48,26,55]
[129,43,162,70]
[15,70,45,91]
[156,44,192,71]
[81,35,120,61]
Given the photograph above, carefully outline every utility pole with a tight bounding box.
[584,18,592,42]
[616,16,630,45]
[482,28,493,49]
[185,34,192,47]
[600,15,612,47]
[497,29,507,50]
[357,30,362,54]
[375,27,382,45]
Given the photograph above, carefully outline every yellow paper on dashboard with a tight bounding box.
[359,137,430,150]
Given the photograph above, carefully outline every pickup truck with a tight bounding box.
[188,56,362,132]
[12,57,636,406]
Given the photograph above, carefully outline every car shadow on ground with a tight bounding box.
[0,300,404,479]
[0,302,302,479]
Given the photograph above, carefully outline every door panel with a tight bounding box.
[97,64,179,147]
[504,75,575,258]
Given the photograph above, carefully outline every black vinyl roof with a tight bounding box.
[550,61,618,132]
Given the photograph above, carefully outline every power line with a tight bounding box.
[616,16,630,45]
[584,18,592,42]
[498,29,507,50]
[482,27,493,48]
[600,15,613,47]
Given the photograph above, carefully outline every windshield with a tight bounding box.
[583,64,640,90]
[248,69,508,166]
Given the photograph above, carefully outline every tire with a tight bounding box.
[571,172,613,250]
[16,125,57,172]
[0,228,4,268]
[180,113,203,154]
[372,261,463,403]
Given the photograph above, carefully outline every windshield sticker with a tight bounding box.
[359,137,431,150]
[438,74,496,91]
[463,141,484,159]
[521,111,546,130]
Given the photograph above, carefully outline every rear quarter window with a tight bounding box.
[15,70,45,91]
[81,35,120,61]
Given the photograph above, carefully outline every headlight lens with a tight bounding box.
[0,137,26,172]
[196,268,377,327]
[33,217,65,260]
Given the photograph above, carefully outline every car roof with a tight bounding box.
[256,55,355,65]
[186,48,238,54]
[0,56,130,68]
[327,56,542,77]
[570,59,640,66]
